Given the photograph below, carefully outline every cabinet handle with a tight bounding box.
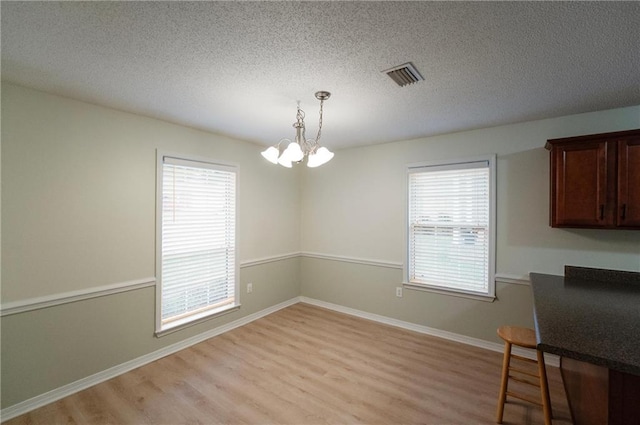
[600,205,605,220]
[621,204,627,220]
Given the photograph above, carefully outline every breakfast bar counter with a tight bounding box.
[530,267,640,425]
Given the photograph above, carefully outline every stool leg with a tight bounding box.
[537,349,553,425]
[496,341,511,423]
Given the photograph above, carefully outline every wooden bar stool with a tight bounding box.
[496,325,552,425]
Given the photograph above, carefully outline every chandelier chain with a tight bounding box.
[315,99,324,145]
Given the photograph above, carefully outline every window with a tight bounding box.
[156,153,238,334]
[405,156,495,299]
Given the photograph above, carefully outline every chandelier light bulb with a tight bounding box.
[277,155,293,168]
[317,146,334,162]
[260,146,280,164]
[283,141,304,162]
[307,146,334,168]
[306,152,321,168]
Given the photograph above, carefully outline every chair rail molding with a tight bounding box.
[1,255,531,317]
[1,253,303,316]
[0,277,156,317]
[301,251,403,269]
[494,273,530,286]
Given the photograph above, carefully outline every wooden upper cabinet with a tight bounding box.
[549,140,611,227]
[546,129,640,230]
[617,136,640,228]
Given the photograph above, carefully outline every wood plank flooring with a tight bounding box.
[4,303,571,424]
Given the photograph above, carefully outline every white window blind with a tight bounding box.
[407,158,494,297]
[159,155,237,331]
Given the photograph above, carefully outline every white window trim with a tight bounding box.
[155,150,240,336]
[403,155,496,302]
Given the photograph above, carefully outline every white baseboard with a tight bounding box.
[0,297,301,422]
[299,296,559,367]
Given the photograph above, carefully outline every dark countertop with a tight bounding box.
[530,270,640,376]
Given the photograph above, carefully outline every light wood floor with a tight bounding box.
[5,303,571,424]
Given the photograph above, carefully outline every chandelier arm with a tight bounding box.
[305,141,316,155]
[299,109,307,147]
[296,107,305,123]
[306,139,317,155]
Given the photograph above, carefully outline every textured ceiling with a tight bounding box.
[2,1,639,149]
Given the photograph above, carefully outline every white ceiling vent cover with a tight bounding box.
[383,62,424,87]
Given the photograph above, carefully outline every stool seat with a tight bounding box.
[496,325,552,425]
[497,325,537,349]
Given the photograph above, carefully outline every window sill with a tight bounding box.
[402,282,495,302]
[155,303,241,337]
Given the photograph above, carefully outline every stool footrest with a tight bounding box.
[506,391,543,406]
[509,366,540,379]
[511,353,537,363]
[509,374,541,387]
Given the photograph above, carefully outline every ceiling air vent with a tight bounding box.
[383,62,424,87]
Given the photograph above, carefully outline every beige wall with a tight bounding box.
[300,258,536,343]
[300,105,640,342]
[2,83,301,301]
[2,81,639,411]
[1,83,302,408]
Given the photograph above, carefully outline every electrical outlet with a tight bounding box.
[396,287,403,298]
[247,283,253,293]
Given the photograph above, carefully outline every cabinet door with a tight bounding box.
[551,141,612,227]
[617,137,640,227]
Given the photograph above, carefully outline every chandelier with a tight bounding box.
[261,91,334,168]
